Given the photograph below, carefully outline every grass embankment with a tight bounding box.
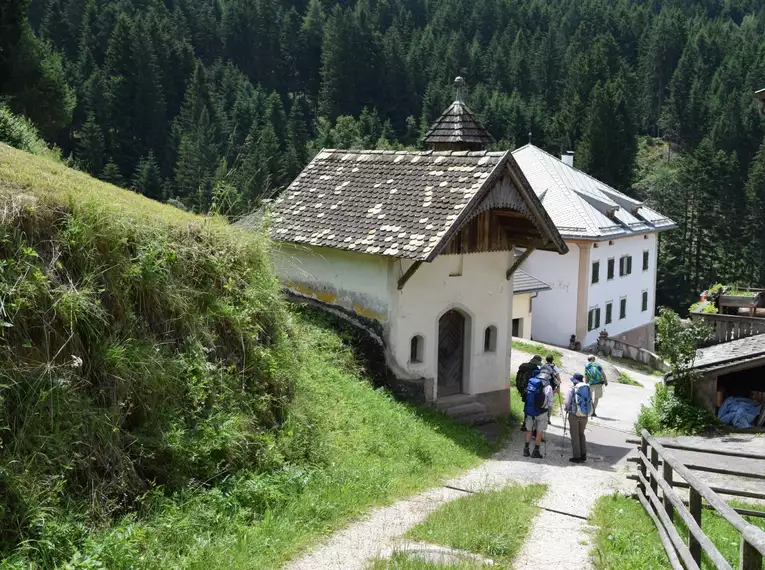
[590,494,765,570]
[617,371,644,387]
[512,340,562,364]
[0,144,497,569]
[406,484,546,564]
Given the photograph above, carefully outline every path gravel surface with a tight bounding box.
[285,342,659,570]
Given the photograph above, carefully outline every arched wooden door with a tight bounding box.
[438,309,465,396]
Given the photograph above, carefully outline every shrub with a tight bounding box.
[636,384,718,435]
[0,106,60,160]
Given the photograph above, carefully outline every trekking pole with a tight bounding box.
[560,411,569,457]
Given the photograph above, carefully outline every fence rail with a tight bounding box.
[632,430,765,570]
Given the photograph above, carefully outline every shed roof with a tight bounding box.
[263,149,567,261]
[513,269,551,294]
[689,334,765,376]
[512,144,676,240]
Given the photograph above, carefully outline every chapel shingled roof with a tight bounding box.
[264,148,566,261]
[513,270,551,294]
[422,77,495,149]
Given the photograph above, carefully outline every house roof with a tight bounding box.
[513,269,551,294]
[263,149,567,261]
[511,144,676,240]
[677,334,765,378]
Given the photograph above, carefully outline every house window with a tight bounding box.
[484,326,497,352]
[643,250,649,271]
[592,261,600,284]
[587,307,601,332]
[605,301,613,324]
[619,255,633,276]
[642,291,649,312]
[620,298,627,319]
[607,258,614,280]
[410,335,424,363]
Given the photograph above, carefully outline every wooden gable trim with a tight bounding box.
[506,248,535,280]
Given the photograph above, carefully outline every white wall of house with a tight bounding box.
[522,246,581,346]
[512,293,533,339]
[391,251,514,399]
[585,233,657,346]
[271,243,393,323]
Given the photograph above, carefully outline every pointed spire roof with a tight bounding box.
[422,77,495,151]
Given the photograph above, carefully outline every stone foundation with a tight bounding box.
[474,388,511,416]
[614,320,656,351]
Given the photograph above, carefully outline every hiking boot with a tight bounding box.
[591,412,597,418]
[581,455,587,462]
[531,447,543,459]
[569,457,582,464]
[520,424,527,432]
[523,446,530,457]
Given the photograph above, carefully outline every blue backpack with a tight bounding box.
[524,376,547,418]
[572,383,593,417]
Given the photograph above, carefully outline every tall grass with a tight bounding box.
[0,109,60,160]
[0,146,497,569]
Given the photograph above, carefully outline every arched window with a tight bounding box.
[410,335,424,363]
[484,326,497,353]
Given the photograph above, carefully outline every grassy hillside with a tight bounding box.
[0,144,495,569]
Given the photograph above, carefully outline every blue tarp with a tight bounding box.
[717,397,762,428]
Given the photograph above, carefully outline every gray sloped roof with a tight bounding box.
[263,148,566,261]
[513,269,551,294]
[690,334,765,374]
[511,144,676,240]
[422,100,495,147]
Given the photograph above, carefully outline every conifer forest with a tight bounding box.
[4,0,765,309]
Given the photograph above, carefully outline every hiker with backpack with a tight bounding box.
[515,355,542,432]
[585,355,608,417]
[541,354,561,392]
[564,372,593,463]
[523,368,554,459]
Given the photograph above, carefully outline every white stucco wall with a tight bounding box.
[522,246,581,346]
[512,293,533,339]
[391,251,514,398]
[585,233,657,346]
[271,243,393,323]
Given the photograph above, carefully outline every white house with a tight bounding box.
[511,145,676,350]
[258,78,567,419]
[511,269,551,340]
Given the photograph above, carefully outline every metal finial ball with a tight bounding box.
[454,76,465,87]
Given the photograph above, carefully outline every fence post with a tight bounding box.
[651,447,659,496]
[740,538,763,570]
[639,434,648,494]
[689,488,702,564]
[662,460,674,522]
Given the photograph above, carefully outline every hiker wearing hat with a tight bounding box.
[585,355,608,417]
[515,355,543,432]
[564,373,593,463]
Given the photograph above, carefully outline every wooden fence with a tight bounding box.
[629,430,765,570]
[692,313,765,345]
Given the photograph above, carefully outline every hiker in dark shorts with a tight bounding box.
[515,355,542,432]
